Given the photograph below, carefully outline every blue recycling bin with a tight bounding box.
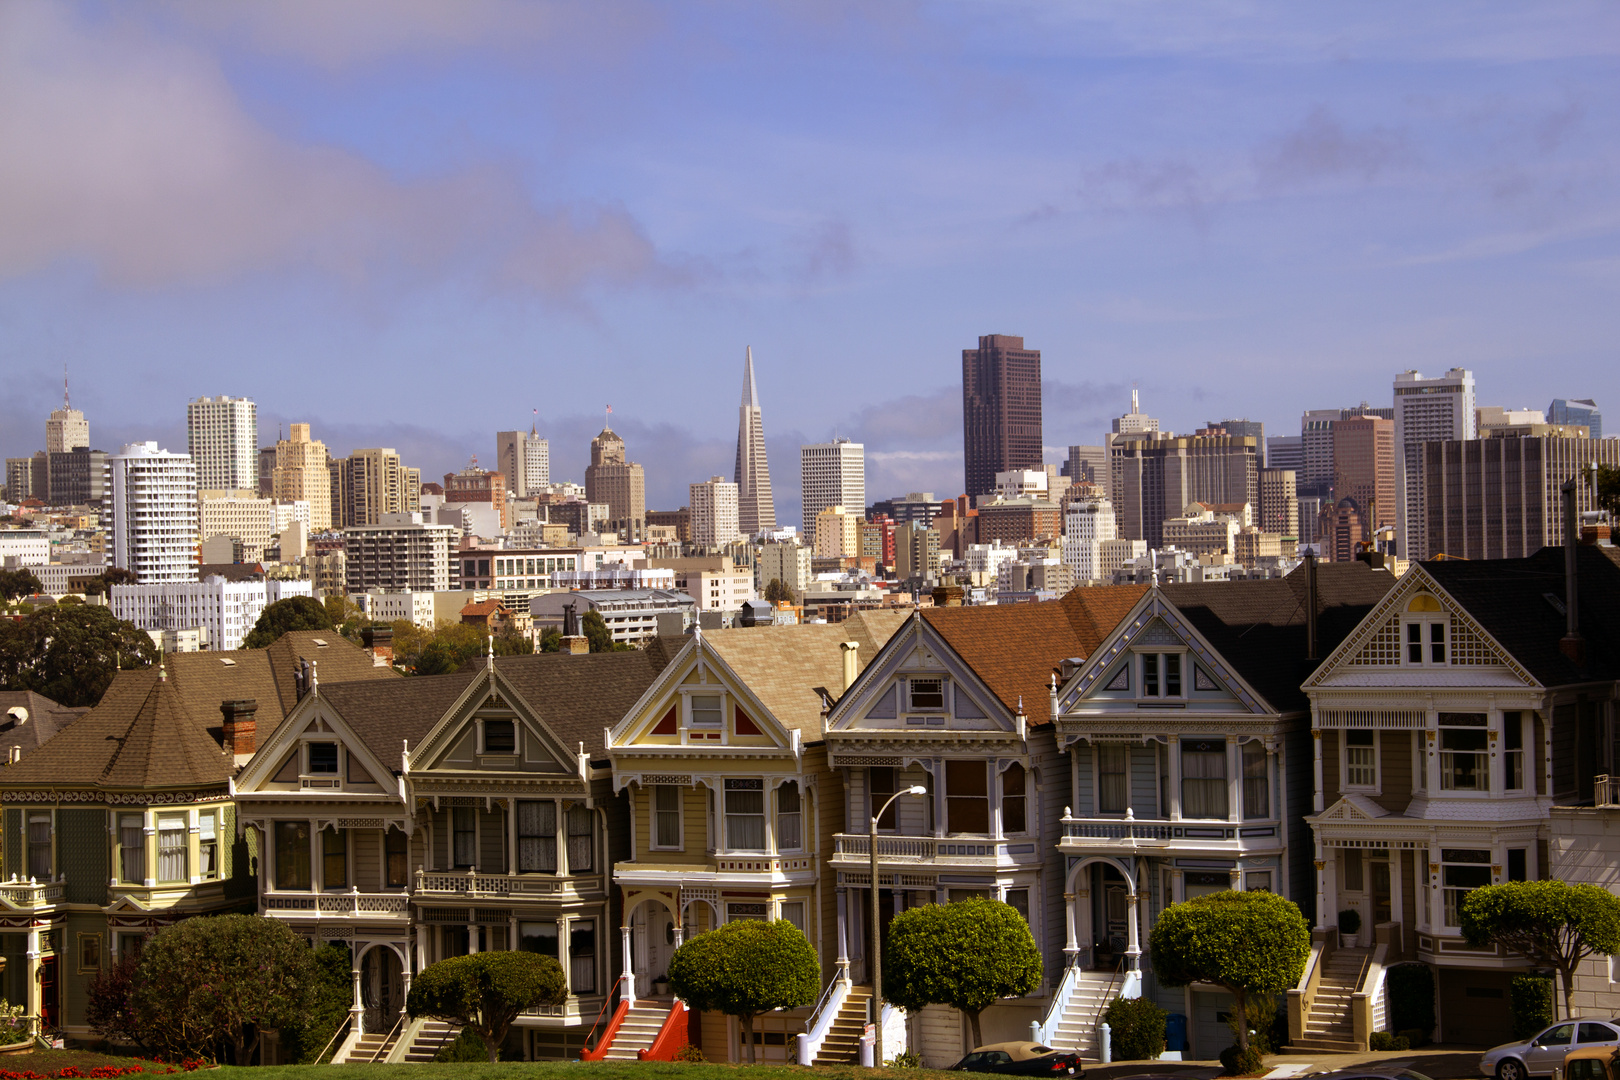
[1165,1013,1189,1054]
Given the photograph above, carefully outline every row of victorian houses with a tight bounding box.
[2,544,1619,1065]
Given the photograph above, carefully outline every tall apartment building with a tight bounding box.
[45,374,88,456]
[442,460,509,533]
[962,334,1042,500]
[733,347,776,536]
[496,425,550,497]
[1549,398,1603,440]
[186,396,258,492]
[1112,388,1160,434]
[757,542,812,600]
[1258,468,1299,538]
[331,448,421,528]
[867,492,942,529]
[1300,409,1339,491]
[689,476,741,547]
[198,490,310,563]
[343,512,459,593]
[4,458,40,503]
[1394,368,1475,560]
[584,427,646,538]
[1061,445,1107,484]
[1266,435,1303,473]
[1111,433,1259,550]
[47,447,108,506]
[800,438,865,538]
[1418,433,1620,560]
[894,522,941,582]
[813,504,861,558]
[1332,415,1396,539]
[271,423,334,531]
[109,442,198,584]
[1061,496,1117,582]
[1207,419,1266,467]
[111,575,312,653]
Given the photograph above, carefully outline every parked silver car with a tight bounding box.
[1480,1020,1620,1080]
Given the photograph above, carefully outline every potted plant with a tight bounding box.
[1338,908,1362,947]
[652,974,670,996]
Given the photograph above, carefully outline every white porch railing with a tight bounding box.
[1032,964,1082,1046]
[264,889,410,917]
[798,977,851,1065]
[413,869,595,896]
[0,878,61,907]
[1060,811,1281,853]
[831,834,1007,862]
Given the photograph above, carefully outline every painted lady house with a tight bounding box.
[820,591,1148,1068]
[232,644,677,1062]
[1042,563,1393,1060]
[0,631,393,1040]
[604,613,904,1065]
[1302,544,1620,1047]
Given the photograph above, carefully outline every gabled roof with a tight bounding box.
[1161,561,1396,712]
[920,587,1149,720]
[0,691,87,763]
[0,669,232,790]
[694,611,908,734]
[1421,545,1620,686]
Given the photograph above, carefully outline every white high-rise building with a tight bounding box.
[1394,368,1475,560]
[799,438,865,537]
[1061,496,1118,582]
[112,575,312,653]
[110,442,199,583]
[496,424,550,497]
[689,476,741,547]
[187,396,259,492]
[46,370,88,455]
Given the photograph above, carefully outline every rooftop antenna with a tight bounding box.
[1131,384,1139,415]
[531,408,538,438]
[63,364,70,410]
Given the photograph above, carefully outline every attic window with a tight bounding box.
[219,658,236,666]
[311,638,330,648]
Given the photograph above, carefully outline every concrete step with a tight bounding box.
[1286,1037,1360,1053]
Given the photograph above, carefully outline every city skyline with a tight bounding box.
[2,4,1616,530]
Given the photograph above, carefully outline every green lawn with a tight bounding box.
[209,1065,959,1080]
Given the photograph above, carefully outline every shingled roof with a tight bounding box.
[921,587,1150,720]
[0,668,233,790]
[1163,560,1396,712]
[699,611,909,735]
[0,691,87,763]
[1423,545,1620,687]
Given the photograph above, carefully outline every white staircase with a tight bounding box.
[400,1019,461,1062]
[1048,971,1124,1062]
[1291,947,1370,1053]
[599,1002,669,1061]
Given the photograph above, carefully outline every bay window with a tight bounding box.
[566,804,594,873]
[1001,763,1027,834]
[1441,848,1492,927]
[1439,713,1488,791]
[1181,739,1228,819]
[27,813,51,881]
[198,811,218,880]
[518,800,557,872]
[157,814,188,882]
[1242,741,1269,819]
[777,782,802,851]
[724,779,766,851]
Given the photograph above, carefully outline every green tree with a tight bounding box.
[1461,880,1620,1019]
[0,604,158,707]
[884,897,1042,1048]
[538,627,563,653]
[1593,464,1620,521]
[85,953,143,1046]
[762,578,792,605]
[667,919,819,1062]
[82,567,136,599]
[1149,890,1309,1053]
[241,595,334,649]
[0,568,43,601]
[279,944,356,1063]
[407,952,567,1063]
[132,914,321,1063]
[582,609,617,652]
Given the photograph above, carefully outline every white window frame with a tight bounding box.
[776,781,803,852]
[478,717,518,756]
[1137,650,1187,699]
[303,739,341,777]
[1401,616,1448,667]
[1341,730,1381,793]
[1093,743,1131,817]
[907,677,947,712]
[651,785,684,852]
[1503,712,1527,793]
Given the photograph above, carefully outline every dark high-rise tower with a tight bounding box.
[962,333,1043,499]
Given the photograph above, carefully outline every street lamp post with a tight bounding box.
[872,784,928,1066]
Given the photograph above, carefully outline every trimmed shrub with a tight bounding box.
[1387,963,1435,1040]
[1338,909,1362,937]
[1510,975,1555,1040]
[1220,1043,1266,1076]
[1397,1028,1429,1049]
[674,1044,705,1062]
[1104,995,1167,1061]
[435,1029,492,1063]
[1369,1032,1410,1052]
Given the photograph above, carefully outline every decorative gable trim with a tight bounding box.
[825,616,1014,735]
[1309,793,1391,823]
[1306,565,1536,688]
[411,660,582,780]
[606,634,800,753]
[233,689,400,798]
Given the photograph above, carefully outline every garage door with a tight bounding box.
[1191,990,1235,1061]
[1438,968,1514,1046]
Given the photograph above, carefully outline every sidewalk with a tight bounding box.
[1084,1046,1487,1080]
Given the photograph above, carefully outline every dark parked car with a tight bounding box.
[952,1042,1082,1076]
[1308,1070,1436,1080]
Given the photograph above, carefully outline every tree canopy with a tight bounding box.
[407,951,567,1062]
[762,578,792,605]
[0,568,43,602]
[667,918,819,1062]
[581,609,630,652]
[0,603,158,707]
[883,897,1042,1048]
[82,567,136,598]
[395,619,533,676]
[241,595,334,649]
[1148,890,1309,1052]
[1461,880,1620,1019]
[130,914,322,1063]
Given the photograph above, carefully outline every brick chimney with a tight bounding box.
[221,699,258,756]
[932,584,964,607]
[361,623,395,667]
[563,636,590,655]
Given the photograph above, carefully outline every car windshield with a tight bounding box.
[1397,1071,1436,1080]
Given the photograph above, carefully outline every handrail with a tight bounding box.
[1351,943,1387,1050]
[1288,933,1332,1045]
[639,1000,690,1061]
[370,1014,405,1063]
[800,978,853,1065]
[581,981,622,1055]
[581,994,630,1062]
[314,1015,352,1065]
[1033,965,1082,1047]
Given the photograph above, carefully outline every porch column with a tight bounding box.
[1167,741,1182,820]
[1313,729,1325,813]
[1318,844,1338,932]
[400,969,412,1022]
[1426,714,1442,794]
[1063,892,1079,966]
[835,886,851,982]
[352,963,364,1036]
[1124,890,1141,970]
[507,799,517,876]
[510,915,520,954]
[931,762,946,838]
[1226,736,1241,823]
[1170,868,1183,904]
[468,910,480,953]
[554,799,566,877]
[620,923,636,1003]
[24,928,41,1024]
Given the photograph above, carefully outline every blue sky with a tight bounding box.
[2,2,1617,528]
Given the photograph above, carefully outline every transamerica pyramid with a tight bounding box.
[733,346,776,535]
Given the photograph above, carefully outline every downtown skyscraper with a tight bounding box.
[962,333,1043,500]
[733,347,776,536]
[187,395,258,492]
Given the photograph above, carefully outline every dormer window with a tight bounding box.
[1141,654,1182,698]
[909,678,945,711]
[1404,595,1447,665]
[307,742,338,774]
[690,695,722,728]
[483,720,515,754]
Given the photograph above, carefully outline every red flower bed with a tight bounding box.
[0,1063,205,1080]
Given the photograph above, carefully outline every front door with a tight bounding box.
[633,901,676,986]
[39,956,57,1030]
[1370,859,1392,926]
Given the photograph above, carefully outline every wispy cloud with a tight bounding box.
[1255,106,1413,187]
